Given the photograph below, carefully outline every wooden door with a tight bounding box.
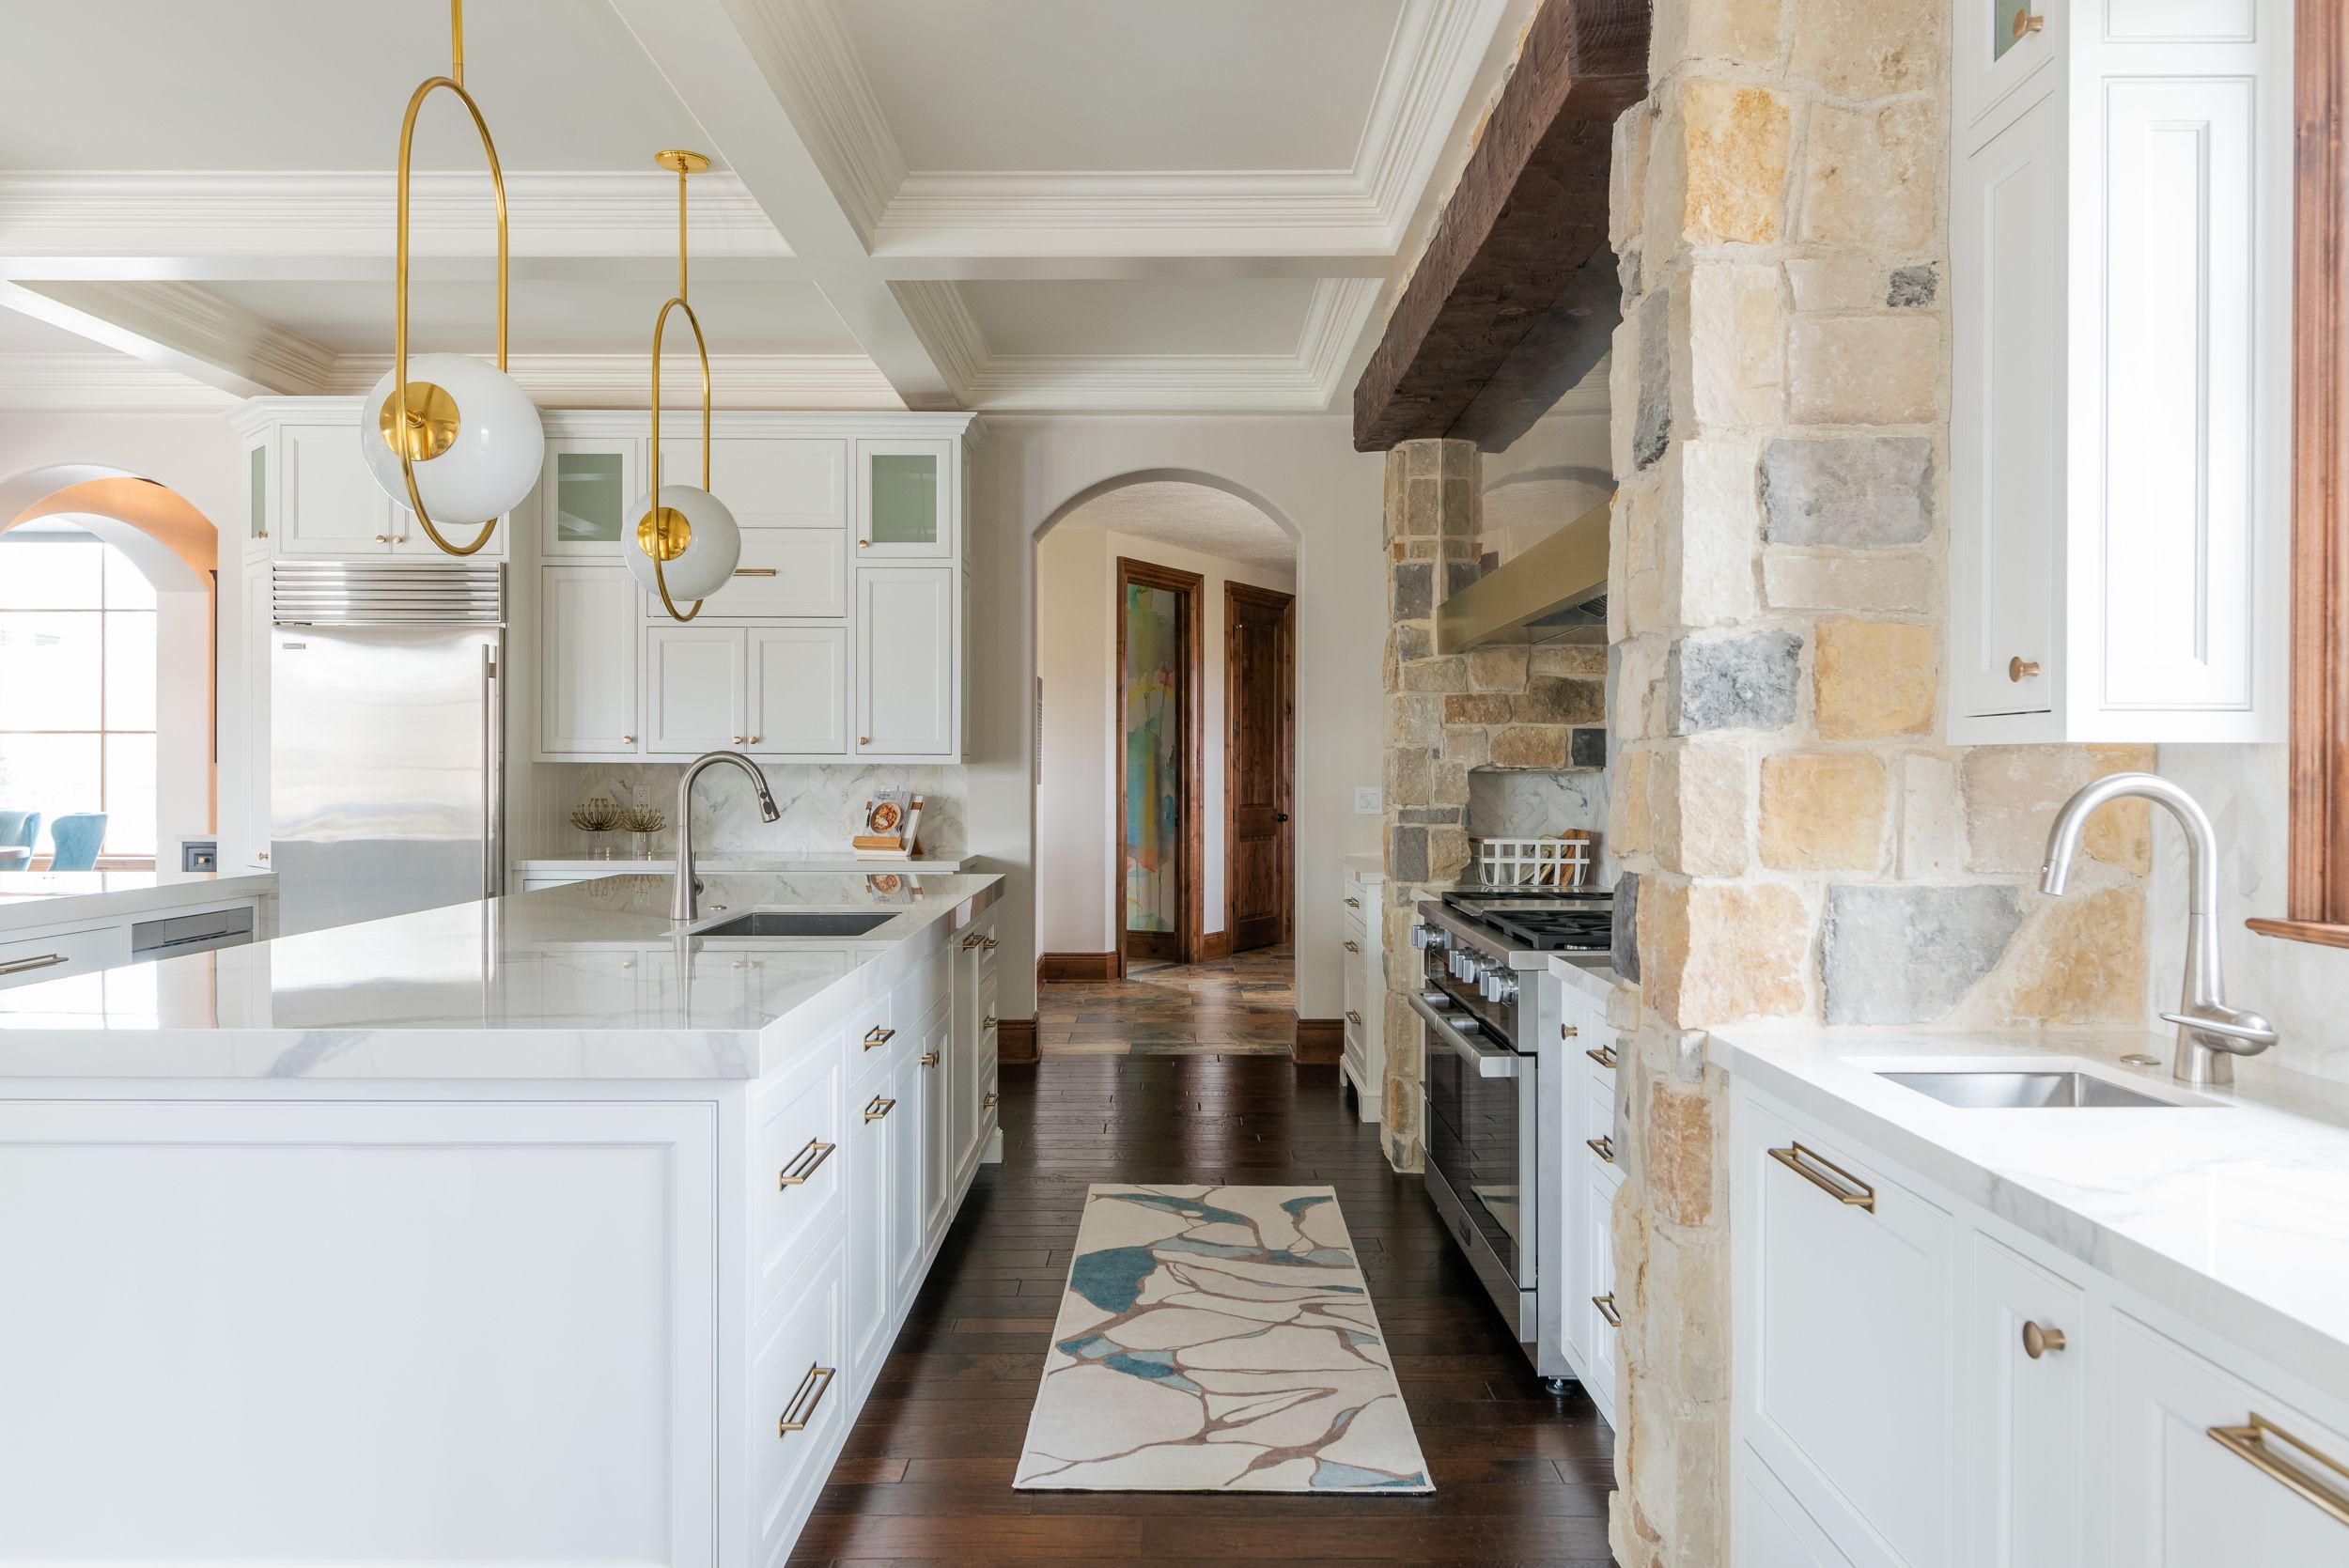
[1115,559,1203,968]
[1224,582,1293,954]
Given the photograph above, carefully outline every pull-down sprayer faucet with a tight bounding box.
[673,751,780,924]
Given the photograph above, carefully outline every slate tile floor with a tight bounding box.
[1037,945,1299,1056]
[788,1050,1622,1566]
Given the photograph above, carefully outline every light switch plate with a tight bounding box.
[1354,785,1382,815]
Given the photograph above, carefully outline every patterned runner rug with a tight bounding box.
[1013,1184,1433,1493]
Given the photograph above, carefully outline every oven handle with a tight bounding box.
[1408,992,1523,1079]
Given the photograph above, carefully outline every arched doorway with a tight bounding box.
[0,468,219,869]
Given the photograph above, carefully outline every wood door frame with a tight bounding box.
[1113,557,1205,973]
[1224,582,1297,948]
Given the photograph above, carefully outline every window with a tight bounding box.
[0,527,160,863]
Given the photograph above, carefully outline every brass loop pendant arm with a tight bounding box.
[390,72,510,557]
[645,292,713,622]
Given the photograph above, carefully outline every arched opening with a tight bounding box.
[1029,472,1299,1054]
[0,469,218,870]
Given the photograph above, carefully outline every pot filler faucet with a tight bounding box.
[2041,771,2276,1087]
[673,751,780,924]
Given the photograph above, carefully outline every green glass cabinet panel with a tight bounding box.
[248,446,267,538]
[1994,0,2030,58]
[554,452,627,543]
[868,454,940,546]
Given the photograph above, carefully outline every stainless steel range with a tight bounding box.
[1411,884,1611,1385]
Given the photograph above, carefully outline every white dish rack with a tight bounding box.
[1468,834,1594,888]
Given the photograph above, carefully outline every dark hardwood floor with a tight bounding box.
[789,1053,1620,1566]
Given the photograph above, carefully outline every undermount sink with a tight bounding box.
[1876,1069,2193,1110]
[693,910,895,938]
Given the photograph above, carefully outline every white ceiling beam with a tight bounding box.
[0,279,336,398]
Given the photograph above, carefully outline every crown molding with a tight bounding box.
[4,279,337,396]
[726,0,907,243]
[0,171,789,260]
[0,354,239,411]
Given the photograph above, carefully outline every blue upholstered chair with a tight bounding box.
[45,814,105,872]
[0,810,41,873]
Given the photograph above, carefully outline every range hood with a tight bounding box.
[1434,496,1609,653]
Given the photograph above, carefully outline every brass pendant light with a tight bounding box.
[356,0,544,555]
[626,149,741,622]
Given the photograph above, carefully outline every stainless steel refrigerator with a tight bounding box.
[270,561,505,936]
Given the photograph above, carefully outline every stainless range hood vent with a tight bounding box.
[1434,498,1610,653]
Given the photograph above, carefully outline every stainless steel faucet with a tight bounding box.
[672,751,780,924]
[2041,771,2276,1087]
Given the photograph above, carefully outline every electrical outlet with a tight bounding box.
[181,840,218,873]
[1354,785,1382,815]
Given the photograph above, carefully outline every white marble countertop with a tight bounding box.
[1546,953,1616,1007]
[516,854,967,875]
[0,870,276,939]
[1342,852,1385,882]
[1717,1025,2349,1407]
[0,871,1001,1081]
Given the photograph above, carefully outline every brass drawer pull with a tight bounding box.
[776,1363,837,1436]
[776,1138,836,1189]
[2208,1415,2349,1527]
[863,1096,896,1123]
[1344,939,1361,954]
[959,933,983,951]
[0,953,68,977]
[1346,1010,1364,1026]
[982,1015,997,1031]
[1586,1044,1619,1069]
[981,936,998,952]
[1345,896,1361,908]
[1586,1136,1615,1164]
[1767,1141,1876,1212]
[1593,1294,1622,1329]
[863,1025,894,1049]
[733,567,778,577]
[920,1050,940,1067]
[2021,1320,2067,1358]
[982,1090,999,1110]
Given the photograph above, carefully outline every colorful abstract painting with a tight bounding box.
[1014,1185,1434,1494]
[1124,582,1179,934]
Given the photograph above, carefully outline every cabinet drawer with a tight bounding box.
[754,1044,847,1318]
[848,988,898,1093]
[753,1233,849,1562]
[1739,1093,1956,1568]
[0,922,132,991]
[1967,1234,2086,1568]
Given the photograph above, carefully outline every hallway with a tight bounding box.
[787,1054,1618,1565]
[1037,947,1299,1056]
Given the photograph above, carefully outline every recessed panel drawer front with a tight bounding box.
[753,1232,848,1563]
[754,1041,847,1319]
[1742,1094,1956,1568]
[667,529,848,620]
[0,923,132,991]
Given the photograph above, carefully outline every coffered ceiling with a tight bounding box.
[0,0,1532,413]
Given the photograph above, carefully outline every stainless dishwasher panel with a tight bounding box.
[130,905,256,961]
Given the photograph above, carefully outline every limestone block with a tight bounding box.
[1491,725,1572,768]
[1640,1221,1729,1401]
[1656,739,1754,878]
[2086,744,2157,872]
[1390,562,1434,620]
[1788,0,1941,97]
[1614,753,1656,859]
[1813,618,1935,739]
[1440,725,1491,767]
[1644,1082,1719,1229]
[1429,827,1470,882]
[1960,746,2086,874]
[1786,257,1936,313]
[1898,750,1968,877]
[1612,870,1643,982]
[1386,692,1443,748]
[1385,745,1432,809]
[1610,101,1651,252]
[1642,878,1810,1029]
[1669,629,1803,734]
[1390,825,1428,884]
[1760,752,1889,871]
[1633,293,1674,471]
[1514,676,1606,725]
[1788,313,1943,425]
[1533,643,1610,677]
[1611,315,1647,479]
[1989,887,2148,1025]
[1614,634,1675,742]
[1800,100,1937,251]
[1431,757,1472,808]
[1822,883,2027,1024]
[1677,78,1793,246]
[1684,263,1785,429]
[1399,655,1468,692]
[1443,691,1514,726]
[1761,551,1935,613]
[1467,644,1532,691]
[1665,439,1763,627]
[1760,436,1934,547]
[1654,0,1787,72]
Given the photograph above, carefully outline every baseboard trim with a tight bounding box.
[1292,1016,1344,1064]
[996,1017,1039,1064]
[1200,929,1233,961]
[1122,928,1179,963]
[1037,951,1121,983]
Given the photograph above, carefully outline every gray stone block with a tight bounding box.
[1887,264,1938,308]
[1611,873,1641,983]
[1570,726,1609,768]
[1390,826,1429,885]
[1761,436,1934,548]
[1391,563,1432,620]
[1822,884,2027,1024]
[1669,631,1802,734]
[1633,296,1672,470]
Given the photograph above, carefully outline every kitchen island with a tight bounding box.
[0,869,275,990]
[0,870,1004,1567]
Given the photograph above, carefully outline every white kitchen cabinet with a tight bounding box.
[639,626,850,760]
[855,439,953,559]
[888,1029,927,1312]
[679,529,849,620]
[644,624,747,754]
[856,567,955,756]
[241,557,272,869]
[660,437,848,531]
[279,424,396,556]
[1968,1235,2086,1568]
[918,998,952,1252]
[538,437,641,558]
[1947,0,2289,742]
[751,1232,849,1568]
[748,628,849,756]
[1340,861,1384,1124]
[242,438,272,560]
[537,566,639,758]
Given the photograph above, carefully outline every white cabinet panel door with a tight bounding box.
[845,1079,894,1390]
[280,425,393,556]
[919,1001,952,1252]
[1967,1235,2086,1568]
[645,627,746,755]
[661,438,848,530]
[747,627,848,757]
[2109,1312,2349,1565]
[242,558,272,868]
[689,529,848,620]
[538,567,640,756]
[887,1046,926,1313]
[855,567,954,756]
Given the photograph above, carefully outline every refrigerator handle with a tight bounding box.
[483,640,505,901]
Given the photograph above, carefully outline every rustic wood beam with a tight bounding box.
[1352,0,1649,451]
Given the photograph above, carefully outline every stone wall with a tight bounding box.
[1597,3,2150,1563]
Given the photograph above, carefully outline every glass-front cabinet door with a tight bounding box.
[855,439,953,559]
[539,438,642,557]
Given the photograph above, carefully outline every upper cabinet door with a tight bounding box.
[662,438,848,531]
[856,567,954,756]
[538,566,640,757]
[278,426,393,556]
[539,437,642,558]
[855,440,953,559]
[668,529,848,621]
[645,625,747,754]
[747,627,848,756]
[244,441,272,559]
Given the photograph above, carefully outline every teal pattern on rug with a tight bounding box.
[1014,1184,1434,1495]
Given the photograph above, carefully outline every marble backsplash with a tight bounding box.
[530,763,966,861]
[1466,768,1613,886]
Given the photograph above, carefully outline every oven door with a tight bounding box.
[1413,991,1534,1288]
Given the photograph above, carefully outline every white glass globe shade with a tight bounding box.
[358,353,546,525]
[625,484,742,601]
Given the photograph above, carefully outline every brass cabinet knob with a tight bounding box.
[920,1050,940,1067]
[257,850,269,862]
[2022,1320,2067,1358]
[748,736,761,745]
[858,538,870,549]
[732,736,745,745]
[859,737,870,746]
[982,1090,999,1110]
[621,735,635,744]
[374,534,389,544]
[1560,1024,1579,1039]
[982,1015,997,1030]
[2012,8,2044,37]
[2009,657,2042,682]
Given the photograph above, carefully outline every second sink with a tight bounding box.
[1877,1069,2198,1110]
[695,911,896,938]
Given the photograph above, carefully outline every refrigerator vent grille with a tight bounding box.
[272,562,504,627]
